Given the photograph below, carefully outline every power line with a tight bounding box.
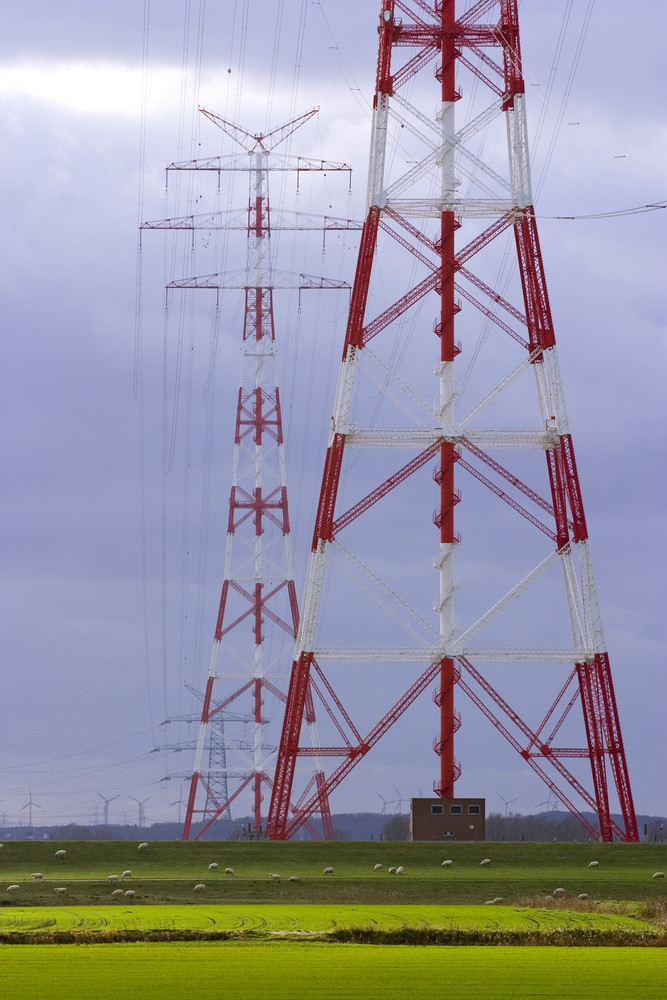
[541,200,667,220]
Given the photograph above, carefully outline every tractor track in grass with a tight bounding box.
[0,903,663,946]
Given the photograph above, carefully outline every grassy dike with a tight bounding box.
[0,839,664,946]
[1,839,665,905]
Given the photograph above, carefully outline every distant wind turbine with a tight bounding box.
[20,788,43,828]
[497,793,520,816]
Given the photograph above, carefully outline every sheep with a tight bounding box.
[107,875,120,882]
[388,866,397,874]
[441,860,453,867]
[208,863,218,871]
[653,872,665,879]
[493,897,504,904]
[193,884,206,892]
[578,893,589,900]
[112,889,124,897]
[484,900,495,905]
[269,873,280,880]
[124,890,136,898]
[396,866,404,874]
[323,867,334,874]
[53,887,67,894]
[121,870,132,878]
[588,861,599,868]
[55,850,66,858]
[480,859,491,866]
[31,873,43,880]
[138,843,149,850]
[224,867,235,876]
[288,876,301,882]
[553,888,566,897]
[373,864,382,871]
[6,885,20,892]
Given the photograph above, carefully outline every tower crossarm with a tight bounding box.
[141,209,362,233]
[166,153,352,176]
[167,270,349,292]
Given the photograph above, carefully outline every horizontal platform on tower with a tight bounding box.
[344,428,559,449]
[312,647,591,664]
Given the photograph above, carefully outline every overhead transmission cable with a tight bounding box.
[135,0,157,737]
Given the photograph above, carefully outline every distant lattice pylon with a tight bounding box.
[267,1,638,843]
[143,107,358,840]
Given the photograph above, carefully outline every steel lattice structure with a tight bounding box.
[143,108,356,840]
[268,1,638,842]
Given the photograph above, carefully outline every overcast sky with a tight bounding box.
[1,1,665,832]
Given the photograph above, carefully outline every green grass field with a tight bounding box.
[1,840,665,999]
[1,839,665,906]
[3,943,667,1000]
[0,902,659,940]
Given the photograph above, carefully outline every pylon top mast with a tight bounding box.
[198,106,319,153]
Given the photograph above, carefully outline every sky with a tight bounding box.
[1,1,665,833]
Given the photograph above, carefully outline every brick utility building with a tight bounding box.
[410,798,486,841]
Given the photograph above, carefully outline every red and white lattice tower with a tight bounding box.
[144,108,354,840]
[268,1,638,842]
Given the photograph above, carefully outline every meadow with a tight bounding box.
[4,943,667,1000]
[1,838,665,907]
[0,902,660,944]
[1,839,665,998]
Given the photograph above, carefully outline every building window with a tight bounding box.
[431,804,443,815]
[450,804,462,815]
[468,804,481,815]
[443,831,455,838]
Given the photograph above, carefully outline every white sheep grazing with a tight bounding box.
[553,888,566,897]
[121,870,132,878]
[323,867,334,874]
[374,864,383,871]
[578,893,589,900]
[396,866,404,874]
[480,859,491,866]
[288,876,300,882]
[55,850,66,858]
[484,900,495,905]
[6,885,20,892]
[208,863,218,871]
[107,875,120,882]
[588,861,599,868]
[124,890,136,898]
[193,884,206,892]
[138,842,149,850]
[388,866,397,874]
[112,889,124,897]
[653,872,665,879]
[53,887,67,894]
[441,860,453,867]
[31,873,43,880]
[225,867,235,876]
[493,897,504,904]
[269,873,280,880]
